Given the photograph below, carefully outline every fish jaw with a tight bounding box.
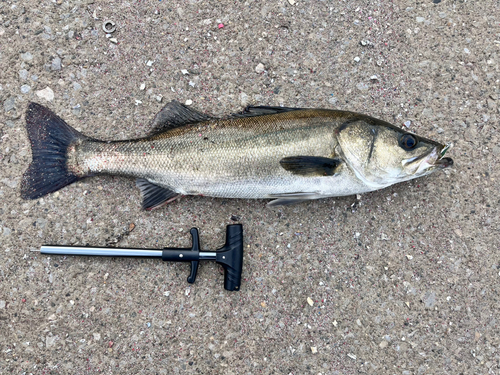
[403,143,454,177]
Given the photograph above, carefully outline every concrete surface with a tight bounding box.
[1,0,499,373]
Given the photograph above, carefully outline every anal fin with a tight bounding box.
[136,179,180,210]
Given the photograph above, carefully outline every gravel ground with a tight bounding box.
[1,0,499,374]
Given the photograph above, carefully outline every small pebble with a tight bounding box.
[140,83,146,90]
[311,346,318,354]
[356,82,369,91]
[109,38,118,44]
[51,56,61,70]
[240,92,249,106]
[156,95,163,102]
[0,300,5,309]
[4,97,16,112]
[288,0,296,5]
[379,340,388,348]
[307,297,314,306]
[416,17,425,23]
[464,48,470,54]
[328,96,338,105]
[181,69,189,75]
[404,120,411,128]
[370,75,378,80]
[19,69,28,80]
[353,56,360,62]
[255,63,265,73]
[189,81,195,87]
[185,99,193,105]
[347,353,357,360]
[36,87,54,101]
[72,104,82,116]
[20,52,33,62]
[20,85,31,94]
[146,60,154,66]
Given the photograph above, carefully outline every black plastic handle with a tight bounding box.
[216,224,244,291]
[161,228,200,284]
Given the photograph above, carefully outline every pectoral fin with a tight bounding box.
[280,156,341,177]
[136,179,180,210]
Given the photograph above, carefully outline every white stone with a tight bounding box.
[36,87,54,101]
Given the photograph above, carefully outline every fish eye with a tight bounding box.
[399,134,418,150]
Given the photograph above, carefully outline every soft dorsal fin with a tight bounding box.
[149,101,212,134]
[136,178,180,210]
[280,156,341,177]
[230,106,304,118]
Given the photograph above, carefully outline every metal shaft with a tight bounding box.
[41,246,217,259]
[41,245,163,258]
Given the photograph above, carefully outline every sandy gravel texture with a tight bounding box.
[1,0,499,374]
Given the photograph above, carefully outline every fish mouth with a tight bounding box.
[434,143,453,168]
[403,143,453,174]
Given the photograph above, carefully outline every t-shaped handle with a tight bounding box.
[161,225,243,291]
[215,224,244,291]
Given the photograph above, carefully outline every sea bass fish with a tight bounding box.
[21,101,453,209]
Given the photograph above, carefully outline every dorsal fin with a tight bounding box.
[149,101,212,134]
[229,106,304,118]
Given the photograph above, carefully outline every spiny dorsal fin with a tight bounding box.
[280,156,341,177]
[149,101,212,134]
[136,178,179,210]
[230,106,304,118]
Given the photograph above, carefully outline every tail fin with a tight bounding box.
[21,102,88,199]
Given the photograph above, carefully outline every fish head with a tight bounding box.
[336,117,453,189]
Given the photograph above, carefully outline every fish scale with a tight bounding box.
[73,114,339,198]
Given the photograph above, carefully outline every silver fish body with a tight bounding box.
[22,101,453,208]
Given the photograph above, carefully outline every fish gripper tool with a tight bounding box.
[40,224,244,291]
